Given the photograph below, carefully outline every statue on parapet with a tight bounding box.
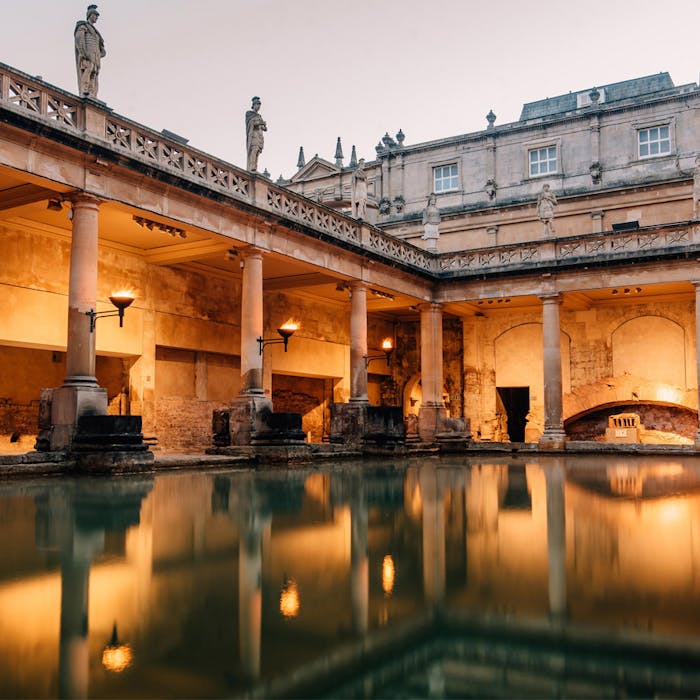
[422,193,441,251]
[351,158,368,219]
[246,96,267,172]
[536,183,558,236]
[74,5,105,98]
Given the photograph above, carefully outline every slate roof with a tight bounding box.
[519,73,676,121]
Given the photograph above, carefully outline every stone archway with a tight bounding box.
[402,374,451,418]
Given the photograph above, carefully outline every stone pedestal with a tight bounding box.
[331,403,404,447]
[538,430,567,451]
[418,403,447,443]
[229,394,273,446]
[50,385,108,451]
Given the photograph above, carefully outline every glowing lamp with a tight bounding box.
[86,290,135,332]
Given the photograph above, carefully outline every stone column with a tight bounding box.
[64,195,99,386]
[545,459,567,622]
[693,282,700,449]
[539,294,566,450]
[240,247,264,396]
[50,194,107,450]
[349,282,369,403]
[418,303,446,441]
[229,247,271,445]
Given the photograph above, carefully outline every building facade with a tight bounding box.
[1,64,699,451]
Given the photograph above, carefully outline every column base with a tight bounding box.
[538,430,567,451]
[229,395,273,446]
[49,385,108,451]
[418,404,447,442]
[330,402,367,445]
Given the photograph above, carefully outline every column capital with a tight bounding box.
[538,292,562,304]
[240,245,265,261]
[68,192,101,208]
[691,280,700,289]
[417,301,442,312]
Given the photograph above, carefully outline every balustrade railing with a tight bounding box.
[0,65,79,128]
[437,224,698,275]
[266,187,361,246]
[2,63,697,280]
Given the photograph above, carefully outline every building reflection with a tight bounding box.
[1,457,700,697]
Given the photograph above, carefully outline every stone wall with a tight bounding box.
[272,375,328,442]
[463,298,698,443]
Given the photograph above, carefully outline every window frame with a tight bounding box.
[632,117,675,163]
[432,162,460,194]
[527,144,558,178]
[636,124,671,160]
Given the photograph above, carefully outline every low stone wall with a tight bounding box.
[155,398,225,452]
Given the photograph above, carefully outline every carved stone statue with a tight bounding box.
[422,193,441,251]
[485,179,496,201]
[74,5,105,98]
[536,183,558,236]
[245,96,267,172]
[693,155,700,219]
[351,158,368,219]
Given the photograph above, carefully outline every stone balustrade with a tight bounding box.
[1,62,698,282]
[438,223,698,278]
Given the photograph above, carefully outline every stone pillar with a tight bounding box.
[240,247,265,396]
[545,459,567,622]
[418,303,446,441]
[229,247,271,445]
[64,195,99,386]
[539,294,566,450]
[349,282,369,403]
[50,194,107,450]
[693,282,700,449]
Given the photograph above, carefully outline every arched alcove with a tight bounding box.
[612,316,686,387]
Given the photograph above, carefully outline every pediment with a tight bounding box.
[289,157,341,183]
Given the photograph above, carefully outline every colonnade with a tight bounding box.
[49,195,700,450]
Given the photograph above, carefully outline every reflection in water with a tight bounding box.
[279,579,300,619]
[381,555,395,598]
[100,624,132,673]
[0,457,700,698]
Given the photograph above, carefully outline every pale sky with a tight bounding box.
[4,0,700,181]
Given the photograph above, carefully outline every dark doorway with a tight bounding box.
[497,387,530,442]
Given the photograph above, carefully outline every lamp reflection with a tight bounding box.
[382,555,395,598]
[280,578,300,619]
[101,623,133,673]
